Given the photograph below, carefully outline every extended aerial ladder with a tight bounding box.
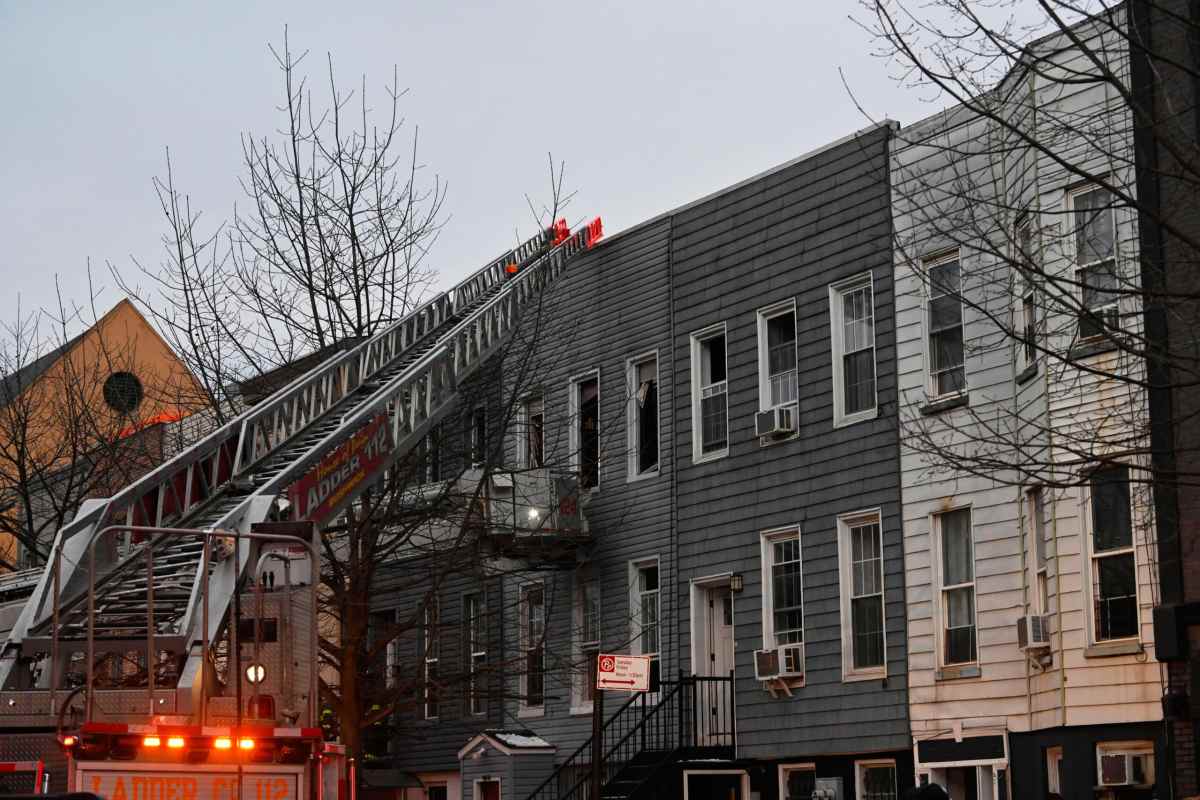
[0,216,603,726]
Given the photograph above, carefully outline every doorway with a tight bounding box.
[684,771,748,800]
[691,579,735,745]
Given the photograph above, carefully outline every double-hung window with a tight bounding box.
[758,303,798,411]
[1089,466,1138,642]
[926,254,966,397]
[761,529,804,648]
[464,593,487,715]
[1015,218,1038,370]
[691,326,729,461]
[1026,488,1050,614]
[627,354,659,478]
[631,559,661,687]
[778,765,816,800]
[521,584,545,711]
[520,396,544,469]
[838,512,886,678]
[423,597,440,720]
[573,578,601,709]
[937,507,977,666]
[856,760,898,800]
[829,275,877,425]
[1071,186,1119,339]
[570,373,600,490]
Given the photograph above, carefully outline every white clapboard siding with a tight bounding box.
[892,6,1163,741]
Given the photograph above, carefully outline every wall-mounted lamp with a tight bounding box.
[729,573,744,593]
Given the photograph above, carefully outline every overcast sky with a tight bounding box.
[1,1,940,333]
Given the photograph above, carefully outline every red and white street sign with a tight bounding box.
[595,653,651,692]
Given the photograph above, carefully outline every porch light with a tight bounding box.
[729,573,744,593]
[527,507,541,521]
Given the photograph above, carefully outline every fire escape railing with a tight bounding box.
[525,674,735,800]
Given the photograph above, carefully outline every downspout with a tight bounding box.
[667,216,680,692]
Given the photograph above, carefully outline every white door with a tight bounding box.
[699,586,734,744]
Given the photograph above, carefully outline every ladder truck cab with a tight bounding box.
[60,524,351,800]
[0,217,602,798]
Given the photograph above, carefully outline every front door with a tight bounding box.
[699,585,734,744]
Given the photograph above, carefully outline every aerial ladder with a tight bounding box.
[0,215,602,797]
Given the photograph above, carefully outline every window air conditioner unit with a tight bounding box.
[1016,614,1051,650]
[755,403,797,439]
[754,644,804,681]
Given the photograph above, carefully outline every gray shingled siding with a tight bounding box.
[372,124,911,780]
[668,125,910,759]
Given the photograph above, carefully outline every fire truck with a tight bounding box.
[0,217,602,798]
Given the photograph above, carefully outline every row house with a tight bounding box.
[890,8,1168,799]
[371,121,916,800]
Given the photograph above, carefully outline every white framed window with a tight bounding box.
[1086,465,1139,643]
[572,577,601,711]
[518,395,544,470]
[757,301,798,411]
[464,592,487,716]
[630,558,661,688]
[626,352,660,479]
[855,759,898,800]
[1045,746,1063,795]
[468,406,487,467]
[568,371,600,490]
[829,274,878,426]
[778,764,816,800]
[760,528,804,649]
[1014,217,1038,370]
[423,596,440,720]
[520,583,545,713]
[690,325,729,462]
[925,252,966,397]
[1069,185,1119,340]
[379,609,399,690]
[1025,487,1050,614]
[838,510,886,679]
[934,507,977,666]
[1096,741,1155,787]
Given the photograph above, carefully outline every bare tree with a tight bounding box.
[854,0,1200,492]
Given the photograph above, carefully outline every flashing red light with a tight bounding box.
[214,737,233,750]
[166,736,186,749]
[238,738,255,751]
[505,263,519,274]
[143,736,161,748]
[61,735,77,748]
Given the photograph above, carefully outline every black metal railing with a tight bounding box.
[525,673,734,800]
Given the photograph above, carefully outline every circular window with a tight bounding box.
[103,372,144,414]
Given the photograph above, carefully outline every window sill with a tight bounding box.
[518,706,546,719]
[693,449,729,465]
[1084,640,1143,659]
[626,469,661,484]
[1069,338,1120,360]
[920,394,970,416]
[936,664,981,681]
[1015,362,1039,387]
[833,407,879,429]
[842,668,887,683]
[569,704,594,717]
[758,430,800,447]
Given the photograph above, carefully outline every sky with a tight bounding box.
[0,1,941,335]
